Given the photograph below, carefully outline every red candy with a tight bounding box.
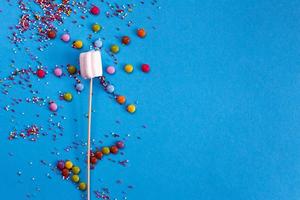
[62,168,69,178]
[36,69,46,78]
[141,64,150,73]
[122,36,130,45]
[110,146,119,154]
[90,156,97,164]
[116,141,124,149]
[95,151,103,159]
[57,161,65,170]
[90,6,100,15]
[47,30,56,39]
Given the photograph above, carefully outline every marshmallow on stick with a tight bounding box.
[79,50,102,200]
[80,50,103,79]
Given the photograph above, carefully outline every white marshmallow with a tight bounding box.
[79,50,103,79]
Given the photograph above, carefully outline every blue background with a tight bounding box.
[1,0,300,199]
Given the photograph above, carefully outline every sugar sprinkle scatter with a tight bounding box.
[2,0,160,199]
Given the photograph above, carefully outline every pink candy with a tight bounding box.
[90,6,100,15]
[106,66,115,74]
[61,33,70,42]
[49,102,58,112]
[54,67,63,77]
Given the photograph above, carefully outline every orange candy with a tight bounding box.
[137,28,146,38]
[116,95,126,104]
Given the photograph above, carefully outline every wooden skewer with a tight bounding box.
[87,78,93,200]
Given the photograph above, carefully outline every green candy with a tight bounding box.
[67,65,77,75]
[71,175,80,183]
[72,166,80,174]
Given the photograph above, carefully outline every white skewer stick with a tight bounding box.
[79,50,103,200]
[87,78,93,200]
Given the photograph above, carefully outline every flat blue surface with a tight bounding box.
[1,0,300,199]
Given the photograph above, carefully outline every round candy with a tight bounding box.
[54,67,63,77]
[94,39,103,48]
[57,161,65,170]
[67,65,77,75]
[122,36,130,45]
[65,160,73,169]
[62,168,69,178]
[137,28,146,38]
[49,102,58,112]
[116,95,126,104]
[63,93,73,101]
[102,147,110,155]
[106,84,114,93]
[106,66,115,74]
[110,146,118,154]
[72,166,80,174]
[95,151,103,159]
[90,151,95,157]
[76,83,84,92]
[90,6,100,15]
[110,44,119,53]
[141,64,150,73]
[71,175,80,183]
[92,23,101,32]
[116,141,125,149]
[61,33,70,42]
[36,69,46,78]
[127,104,136,113]
[73,40,83,49]
[124,64,133,73]
[90,156,97,164]
[47,30,56,39]
[78,182,86,191]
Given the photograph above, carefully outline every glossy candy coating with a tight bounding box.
[127,104,136,113]
[63,93,73,101]
[116,96,126,104]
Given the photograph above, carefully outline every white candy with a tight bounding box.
[79,50,103,79]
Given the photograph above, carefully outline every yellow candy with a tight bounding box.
[124,64,134,73]
[92,23,101,32]
[72,166,80,174]
[78,182,86,191]
[73,40,83,49]
[102,147,110,155]
[127,104,136,113]
[63,92,73,102]
[71,175,80,183]
[65,160,73,169]
[110,44,119,53]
